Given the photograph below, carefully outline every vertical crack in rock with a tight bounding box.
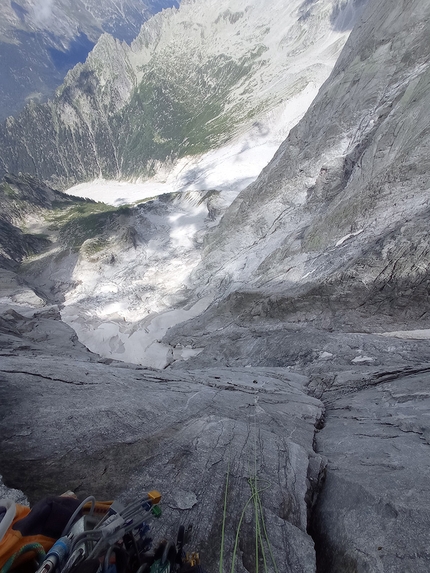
[307,365,430,573]
[305,400,328,573]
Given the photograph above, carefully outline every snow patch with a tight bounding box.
[66,180,171,206]
[378,330,430,340]
[335,229,364,247]
[351,356,375,364]
[319,351,334,360]
[65,296,213,369]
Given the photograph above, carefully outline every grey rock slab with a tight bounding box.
[0,307,96,360]
[167,319,430,376]
[0,356,324,573]
[174,0,430,348]
[313,368,430,572]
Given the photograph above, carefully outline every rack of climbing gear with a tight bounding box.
[0,491,207,573]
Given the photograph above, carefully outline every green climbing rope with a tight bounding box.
[0,543,46,573]
[220,457,230,573]
[222,392,280,573]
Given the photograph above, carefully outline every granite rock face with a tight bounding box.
[311,366,430,573]
[1,0,430,571]
[0,309,324,573]
[166,0,430,361]
[158,0,430,570]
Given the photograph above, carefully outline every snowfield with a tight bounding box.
[65,82,324,206]
[60,191,222,368]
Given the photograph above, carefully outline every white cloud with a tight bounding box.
[32,0,55,23]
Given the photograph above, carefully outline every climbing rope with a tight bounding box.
[0,543,46,573]
[219,456,230,573]
[223,389,279,573]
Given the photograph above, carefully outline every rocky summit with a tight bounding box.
[0,0,178,121]
[1,0,430,572]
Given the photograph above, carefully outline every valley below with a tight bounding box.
[1,0,430,572]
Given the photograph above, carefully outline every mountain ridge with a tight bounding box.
[0,0,179,120]
[0,0,363,190]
